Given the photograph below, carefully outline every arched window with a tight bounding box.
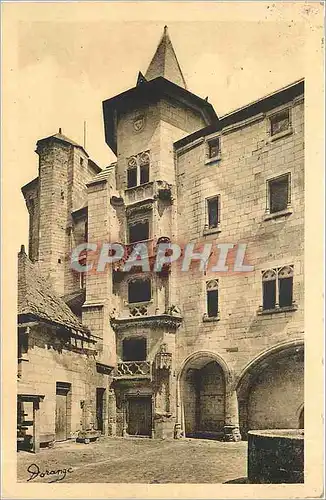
[262,266,294,310]
[126,151,150,188]
[262,269,277,310]
[278,265,294,307]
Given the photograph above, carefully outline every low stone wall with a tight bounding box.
[248,429,304,483]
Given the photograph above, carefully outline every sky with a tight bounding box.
[2,2,318,251]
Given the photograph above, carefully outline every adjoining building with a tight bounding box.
[18,26,304,446]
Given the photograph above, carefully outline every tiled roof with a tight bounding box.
[18,246,88,334]
[87,163,116,186]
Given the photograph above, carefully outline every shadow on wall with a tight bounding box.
[236,341,304,437]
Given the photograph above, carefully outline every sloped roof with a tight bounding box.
[145,26,187,89]
[174,78,304,150]
[18,246,88,334]
[87,163,116,186]
[36,129,89,157]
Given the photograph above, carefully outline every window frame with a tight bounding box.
[204,195,221,235]
[265,173,292,219]
[204,134,222,164]
[259,265,296,314]
[122,336,147,362]
[203,279,220,321]
[127,276,152,305]
[127,212,152,244]
[126,151,150,188]
[267,105,293,142]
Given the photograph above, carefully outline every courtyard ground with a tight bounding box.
[17,436,247,484]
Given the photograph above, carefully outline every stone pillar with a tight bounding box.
[33,400,40,453]
[122,399,128,437]
[107,390,117,437]
[224,390,241,442]
[174,376,185,439]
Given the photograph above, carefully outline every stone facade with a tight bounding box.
[19,27,304,445]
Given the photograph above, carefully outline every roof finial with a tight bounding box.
[19,244,26,255]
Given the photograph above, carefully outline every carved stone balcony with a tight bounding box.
[125,182,155,206]
[114,361,152,379]
[110,304,182,332]
[124,180,173,208]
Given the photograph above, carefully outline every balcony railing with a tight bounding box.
[124,181,173,206]
[115,360,151,379]
[125,182,154,205]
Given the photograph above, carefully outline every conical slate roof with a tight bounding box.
[145,26,187,89]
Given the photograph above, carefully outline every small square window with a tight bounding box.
[80,157,84,167]
[128,278,151,304]
[207,196,220,229]
[208,138,220,159]
[123,337,147,361]
[268,174,290,214]
[128,220,149,244]
[270,110,290,136]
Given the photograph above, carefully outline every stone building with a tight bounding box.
[18,26,304,446]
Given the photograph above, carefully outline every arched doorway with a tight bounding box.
[236,341,304,436]
[179,352,229,440]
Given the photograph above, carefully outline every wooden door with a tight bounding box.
[55,384,69,441]
[127,397,152,436]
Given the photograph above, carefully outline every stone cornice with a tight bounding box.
[110,313,182,332]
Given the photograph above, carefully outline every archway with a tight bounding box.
[236,340,304,436]
[178,352,231,439]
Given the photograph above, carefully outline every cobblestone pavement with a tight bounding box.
[17,437,247,483]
